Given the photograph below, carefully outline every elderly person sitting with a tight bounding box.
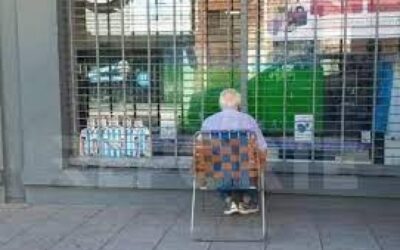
[201,88,267,215]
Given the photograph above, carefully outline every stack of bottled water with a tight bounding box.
[79,116,151,158]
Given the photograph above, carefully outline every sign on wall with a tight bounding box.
[294,114,314,142]
[267,0,400,41]
[160,120,177,140]
[85,0,192,36]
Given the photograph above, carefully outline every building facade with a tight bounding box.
[0,0,400,203]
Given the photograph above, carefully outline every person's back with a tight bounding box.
[201,108,267,150]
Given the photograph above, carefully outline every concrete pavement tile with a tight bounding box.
[135,205,184,214]
[369,223,400,237]
[367,216,400,225]
[133,212,179,226]
[319,225,380,250]
[268,212,312,226]
[267,222,321,250]
[120,225,167,243]
[101,224,167,249]
[0,205,61,244]
[48,206,137,250]
[374,235,400,250]
[102,242,155,250]
[266,245,320,250]
[0,206,100,250]
[312,210,365,226]
[210,242,265,250]
[156,241,210,250]
[0,195,398,250]
[161,226,192,242]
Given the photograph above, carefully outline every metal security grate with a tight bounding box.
[63,0,400,166]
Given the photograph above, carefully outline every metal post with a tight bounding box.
[0,0,25,202]
[340,0,348,162]
[107,0,114,116]
[179,0,184,129]
[121,0,126,117]
[94,0,103,156]
[94,0,101,119]
[199,0,205,122]
[131,0,137,119]
[283,0,288,161]
[227,0,233,87]
[146,0,153,157]
[120,0,127,156]
[255,0,261,120]
[371,0,380,163]
[311,0,318,161]
[201,0,209,122]
[173,0,178,158]
[240,0,248,112]
[69,0,77,143]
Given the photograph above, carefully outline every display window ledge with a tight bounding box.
[68,156,192,170]
[67,156,400,177]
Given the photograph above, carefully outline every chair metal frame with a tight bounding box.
[190,130,267,242]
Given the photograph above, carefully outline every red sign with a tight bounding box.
[368,0,400,12]
[311,0,400,16]
[311,0,363,16]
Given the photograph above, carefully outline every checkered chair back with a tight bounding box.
[193,130,264,190]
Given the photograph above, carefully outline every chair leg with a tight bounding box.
[190,177,197,237]
[201,188,206,212]
[261,172,267,240]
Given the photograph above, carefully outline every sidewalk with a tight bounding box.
[0,194,399,250]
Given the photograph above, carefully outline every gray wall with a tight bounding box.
[16,0,64,186]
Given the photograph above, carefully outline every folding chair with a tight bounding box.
[190,130,267,241]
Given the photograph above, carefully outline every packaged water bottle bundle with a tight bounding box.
[79,117,151,158]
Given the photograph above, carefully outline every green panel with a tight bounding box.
[185,64,325,134]
[248,63,325,134]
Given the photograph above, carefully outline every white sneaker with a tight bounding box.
[224,202,239,215]
[238,202,259,215]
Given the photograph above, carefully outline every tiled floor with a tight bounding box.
[0,194,399,250]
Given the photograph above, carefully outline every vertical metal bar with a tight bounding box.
[155,0,161,131]
[121,1,127,115]
[200,0,206,123]
[371,0,380,163]
[173,0,178,158]
[132,0,137,119]
[202,0,210,119]
[283,0,288,161]
[261,170,266,238]
[107,0,113,115]
[240,0,248,112]
[179,0,184,129]
[94,0,101,120]
[340,0,348,162]
[146,0,153,157]
[227,0,233,87]
[130,0,134,29]
[94,0,103,157]
[120,0,127,156]
[311,0,318,161]
[190,175,197,235]
[255,0,261,120]
[68,0,77,149]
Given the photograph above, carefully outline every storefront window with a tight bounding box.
[65,0,400,166]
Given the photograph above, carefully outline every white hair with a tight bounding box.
[219,88,241,110]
